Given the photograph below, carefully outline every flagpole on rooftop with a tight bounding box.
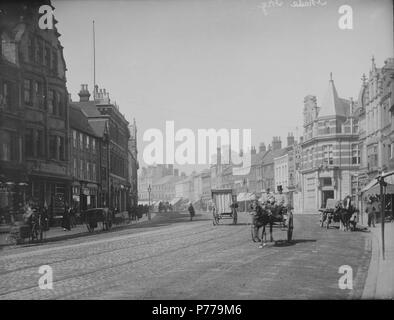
[93,20,96,99]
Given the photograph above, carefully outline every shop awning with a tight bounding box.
[237,192,247,202]
[361,172,394,195]
[138,200,150,205]
[170,197,182,206]
[361,177,379,193]
[237,192,255,202]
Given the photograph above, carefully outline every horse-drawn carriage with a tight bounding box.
[251,202,294,244]
[81,208,114,232]
[211,189,238,225]
[319,199,341,229]
[319,198,358,231]
[6,208,49,245]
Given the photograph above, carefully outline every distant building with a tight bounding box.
[138,164,176,201]
[128,120,138,208]
[72,84,132,212]
[69,104,100,211]
[151,175,181,202]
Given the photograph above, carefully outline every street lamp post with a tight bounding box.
[377,175,387,260]
[148,184,151,221]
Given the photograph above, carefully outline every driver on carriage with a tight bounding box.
[265,185,288,223]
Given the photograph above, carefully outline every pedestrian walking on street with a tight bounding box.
[69,206,76,228]
[62,203,71,231]
[188,203,195,221]
[366,198,376,228]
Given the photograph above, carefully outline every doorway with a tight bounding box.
[322,190,334,208]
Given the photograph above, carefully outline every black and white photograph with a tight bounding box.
[0,0,393,305]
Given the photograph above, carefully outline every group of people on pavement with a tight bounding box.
[365,195,379,228]
[62,203,78,231]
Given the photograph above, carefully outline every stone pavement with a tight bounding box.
[0,211,157,248]
[362,221,394,299]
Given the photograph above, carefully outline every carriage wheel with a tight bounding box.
[287,214,294,242]
[320,213,324,228]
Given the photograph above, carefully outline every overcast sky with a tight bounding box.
[53,0,393,174]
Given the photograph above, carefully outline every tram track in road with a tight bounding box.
[0,219,249,298]
[0,220,212,274]
[56,234,282,300]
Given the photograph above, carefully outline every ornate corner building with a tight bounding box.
[0,1,71,223]
[300,74,360,213]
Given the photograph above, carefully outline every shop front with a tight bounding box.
[0,169,29,225]
[26,176,71,226]
[79,183,98,211]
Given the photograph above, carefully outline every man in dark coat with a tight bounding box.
[188,203,195,221]
[62,203,71,231]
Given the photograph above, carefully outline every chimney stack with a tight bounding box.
[217,147,221,166]
[287,133,295,147]
[272,136,282,151]
[251,146,256,155]
[259,142,266,153]
[78,84,90,102]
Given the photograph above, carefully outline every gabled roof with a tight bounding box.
[251,150,269,166]
[71,101,102,117]
[262,148,288,166]
[319,74,349,118]
[69,105,97,137]
[88,119,107,138]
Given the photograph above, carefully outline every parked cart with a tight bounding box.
[211,189,237,225]
[82,208,114,232]
[319,199,341,229]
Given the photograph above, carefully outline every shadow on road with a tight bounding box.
[212,223,250,226]
[273,239,317,247]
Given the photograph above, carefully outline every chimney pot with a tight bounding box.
[78,83,91,102]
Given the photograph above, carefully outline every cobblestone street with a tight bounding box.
[0,212,372,299]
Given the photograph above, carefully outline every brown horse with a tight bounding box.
[334,203,356,231]
[252,203,287,246]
